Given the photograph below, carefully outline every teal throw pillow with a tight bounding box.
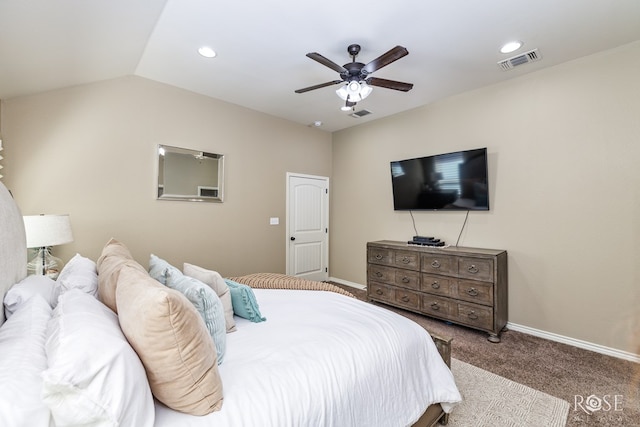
[148,254,180,285]
[224,279,266,323]
[149,255,226,364]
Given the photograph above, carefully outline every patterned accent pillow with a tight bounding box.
[165,269,227,364]
[150,255,227,362]
[224,279,266,323]
[183,263,236,333]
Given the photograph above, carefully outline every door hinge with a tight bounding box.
[325,228,328,233]
[325,267,328,273]
[325,188,328,194]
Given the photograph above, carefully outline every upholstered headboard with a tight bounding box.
[0,181,27,326]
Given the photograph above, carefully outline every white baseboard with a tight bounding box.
[329,277,639,363]
[328,277,366,290]
[507,322,640,364]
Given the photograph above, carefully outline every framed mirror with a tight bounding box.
[157,144,224,202]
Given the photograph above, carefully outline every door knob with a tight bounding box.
[290,236,296,241]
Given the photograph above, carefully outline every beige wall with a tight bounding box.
[331,41,640,354]
[2,76,332,276]
[2,42,638,356]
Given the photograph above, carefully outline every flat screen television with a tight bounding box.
[390,147,489,211]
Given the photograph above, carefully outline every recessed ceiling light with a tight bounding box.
[198,46,217,58]
[313,121,323,127]
[500,41,522,54]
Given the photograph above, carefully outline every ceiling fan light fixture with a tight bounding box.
[359,82,373,100]
[336,81,372,102]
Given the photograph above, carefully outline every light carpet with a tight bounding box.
[448,359,570,427]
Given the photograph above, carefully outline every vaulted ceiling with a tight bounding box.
[1,0,639,132]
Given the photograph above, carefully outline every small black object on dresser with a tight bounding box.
[367,240,508,342]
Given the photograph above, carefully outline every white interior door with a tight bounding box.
[286,173,329,281]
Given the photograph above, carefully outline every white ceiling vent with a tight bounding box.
[350,109,372,118]
[498,49,541,71]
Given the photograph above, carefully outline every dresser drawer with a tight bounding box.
[394,269,420,291]
[368,282,394,303]
[421,295,453,317]
[368,264,395,285]
[394,288,421,310]
[456,280,493,306]
[458,257,493,282]
[456,302,493,330]
[394,250,420,271]
[421,254,457,276]
[368,247,394,266]
[421,274,455,297]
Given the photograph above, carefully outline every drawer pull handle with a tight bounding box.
[401,295,410,302]
[431,282,440,289]
[431,260,441,269]
[375,254,383,260]
[430,302,440,310]
[401,257,410,264]
[467,265,479,274]
[467,288,479,297]
[375,289,383,295]
[401,276,410,283]
[375,271,383,277]
[468,311,479,320]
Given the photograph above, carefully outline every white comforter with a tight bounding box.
[154,289,461,427]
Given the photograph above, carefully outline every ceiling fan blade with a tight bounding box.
[295,80,344,94]
[306,52,347,74]
[366,77,414,92]
[363,46,409,74]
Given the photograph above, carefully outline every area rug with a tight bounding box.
[448,359,570,427]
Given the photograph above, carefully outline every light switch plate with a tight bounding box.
[269,217,279,225]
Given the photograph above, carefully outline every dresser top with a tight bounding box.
[368,240,506,257]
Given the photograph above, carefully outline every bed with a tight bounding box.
[0,180,461,427]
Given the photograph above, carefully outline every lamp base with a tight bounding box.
[27,247,63,279]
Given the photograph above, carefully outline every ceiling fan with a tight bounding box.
[295,44,414,110]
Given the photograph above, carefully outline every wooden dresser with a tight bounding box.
[367,240,508,342]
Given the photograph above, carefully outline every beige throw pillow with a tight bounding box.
[183,263,236,333]
[115,265,224,415]
[96,238,145,313]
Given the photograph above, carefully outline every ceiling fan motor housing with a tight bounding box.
[342,62,367,81]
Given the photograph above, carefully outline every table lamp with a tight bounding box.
[23,214,74,279]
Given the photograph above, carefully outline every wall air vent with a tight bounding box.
[350,109,372,118]
[498,49,542,71]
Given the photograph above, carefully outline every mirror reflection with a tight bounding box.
[157,144,224,202]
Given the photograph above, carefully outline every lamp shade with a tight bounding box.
[23,214,74,248]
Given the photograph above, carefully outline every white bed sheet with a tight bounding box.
[154,289,461,427]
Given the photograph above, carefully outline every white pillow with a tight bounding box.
[3,274,55,319]
[53,253,98,304]
[183,263,237,332]
[0,294,53,426]
[42,289,155,427]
